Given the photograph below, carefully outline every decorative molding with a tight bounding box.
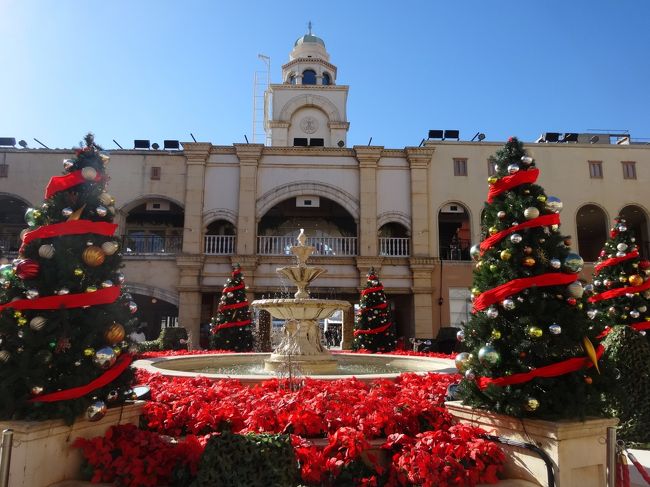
[354,146,384,167]
[278,94,343,123]
[377,211,411,232]
[125,282,179,306]
[203,208,238,227]
[270,84,349,92]
[282,58,338,73]
[256,180,359,220]
[328,121,350,130]
[409,257,437,268]
[234,143,264,164]
[118,194,185,213]
[181,142,211,164]
[405,147,435,169]
[268,121,291,129]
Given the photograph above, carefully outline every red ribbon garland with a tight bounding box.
[0,286,121,312]
[218,301,249,311]
[223,283,245,293]
[353,321,393,336]
[597,321,650,339]
[363,302,388,312]
[588,279,650,303]
[45,170,103,199]
[472,272,578,312]
[487,168,540,203]
[627,451,650,486]
[479,214,561,254]
[361,285,384,296]
[477,344,604,390]
[21,220,117,249]
[594,250,639,274]
[214,319,252,331]
[29,353,133,403]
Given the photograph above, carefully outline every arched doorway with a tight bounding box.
[378,222,410,256]
[205,219,236,254]
[124,199,184,254]
[620,205,649,258]
[257,196,357,256]
[0,194,30,258]
[576,204,608,262]
[438,202,470,260]
[131,294,179,342]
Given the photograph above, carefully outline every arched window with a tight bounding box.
[620,205,649,258]
[322,72,331,85]
[438,203,471,260]
[205,220,236,255]
[378,222,409,256]
[576,204,608,262]
[302,69,317,85]
[289,75,296,85]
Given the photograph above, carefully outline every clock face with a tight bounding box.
[300,116,319,134]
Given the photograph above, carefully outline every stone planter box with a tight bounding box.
[446,401,618,487]
[1,402,143,487]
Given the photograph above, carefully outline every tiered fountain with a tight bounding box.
[132,230,455,383]
[252,229,351,374]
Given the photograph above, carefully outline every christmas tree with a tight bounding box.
[209,264,254,351]
[456,137,609,419]
[352,268,397,352]
[0,134,136,423]
[587,217,650,442]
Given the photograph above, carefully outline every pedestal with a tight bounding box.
[446,401,618,487]
[1,402,143,487]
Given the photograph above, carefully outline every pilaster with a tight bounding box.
[409,257,436,338]
[355,256,385,287]
[181,142,211,254]
[341,305,355,350]
[234,144,264,255]
[176,254,205,349]
[354,146,384,256]
[405,147,434,257]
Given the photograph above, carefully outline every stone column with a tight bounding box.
[268,121,290,147]
[180,142,211,253]
[410,257,436,338]
[176,255,204,349]
[354,146,383,256]
[405,147,435,257]
[341,305,355,350]
[234,144,264,255]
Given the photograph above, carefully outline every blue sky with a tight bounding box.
[2,0,649,150]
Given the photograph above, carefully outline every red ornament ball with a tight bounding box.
[15,259,40,280]
[639,260,650,270]
[567,297,577,306]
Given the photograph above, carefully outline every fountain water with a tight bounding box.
[252,229,351,374]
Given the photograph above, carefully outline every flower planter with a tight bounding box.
[0,402,143,487]
[446,401,618,487]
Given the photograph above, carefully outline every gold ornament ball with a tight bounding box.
[500,250,512,261]
[489,226,498,236]
[104,323,126,345]
[491,329,502,340]
[619,275,628,283]
[537,195,547,203]
[524,398,540,412]
[629,274,644,287]
[17,317,27,326]
[82,246,106,267]
[101,241,119,256]
[74,268,84,277]
[528,326,543,338]
[454,352,471,372]
[84,348,95,357]
[522,257,536,267]
[488,176,498,184]
[86,286,97,293]
[523,207,540,220]
[471,287,481,296]
[489,264,498,272]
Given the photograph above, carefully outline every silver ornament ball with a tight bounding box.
[86,401,107,422]
[93,347,117,370]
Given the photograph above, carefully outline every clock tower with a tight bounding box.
[266,26,350,147]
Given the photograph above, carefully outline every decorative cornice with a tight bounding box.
[409,257,436,269]
[234,144,264,165]
[356,256,385,270]
[405,147,435,169]
[182,142,211,164]
[354,146,384,167]
[281,58,338,73]
[268,121,290,128]
[270,84,349,92]
[176,254,205,268]
[328,121,350,130]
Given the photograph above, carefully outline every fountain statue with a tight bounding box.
[252,230,351,374]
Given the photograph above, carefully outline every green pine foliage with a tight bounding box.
[588,217,650,443]
[209,264,254,351]
[0,133,136,423]
[456,137,610,419]
[352,268,397,352]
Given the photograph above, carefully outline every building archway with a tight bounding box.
[378,221,410,256]
[576,204,608,262]
[205,219,236,254]
[0,193,31,256]
[127,283,179,342]
[122,197,185,254]
[620,205,650,258]
[438,202,471,260]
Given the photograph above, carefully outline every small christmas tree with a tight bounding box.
[456,137,610,419]
[587,217,650,442]
[352,268,397,352]
[209,264,254,351]
[0,134,136,423]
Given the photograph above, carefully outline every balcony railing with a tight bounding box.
[204,235,236,255]
[379,237,410,257]
[257,236,357,256]
[0,234,21,257]
[122,235,182,255]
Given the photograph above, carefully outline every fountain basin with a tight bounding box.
[132,352,456,385]
[252,298,350,321]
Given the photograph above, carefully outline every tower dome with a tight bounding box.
[294,33,326,48]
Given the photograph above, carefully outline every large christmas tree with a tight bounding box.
[0,134,136,423]
[352,268,397,352]
[456,137,609,419]
[587,217,650,442]
[209,264,254,351]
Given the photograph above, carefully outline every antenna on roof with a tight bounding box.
[113,139,124,149]
[190,133,197,142]
[308,20,313,35]
[33,138,50,149]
